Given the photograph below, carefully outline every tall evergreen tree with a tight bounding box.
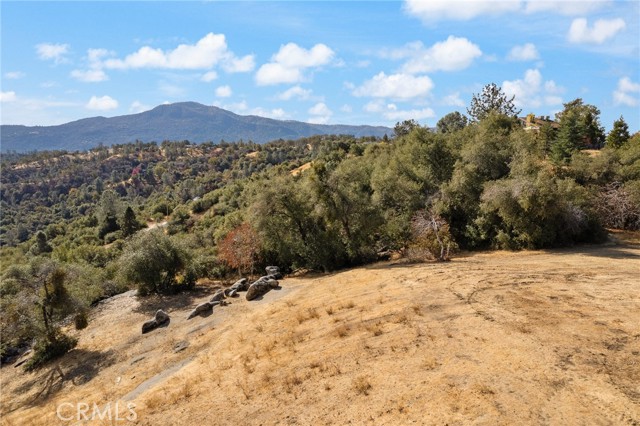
[551,112,581,163]
[119,206,141,238]
[606,116,631,149]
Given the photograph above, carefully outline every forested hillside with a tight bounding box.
[1,95,639,367]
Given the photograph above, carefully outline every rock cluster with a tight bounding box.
[141,266,283,331]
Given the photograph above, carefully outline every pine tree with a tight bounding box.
[119,206,141,238]
[606,116,630,149]
[551,112,580,163]
[467,83,521,121]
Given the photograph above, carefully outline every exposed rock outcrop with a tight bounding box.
[142,309,170,334]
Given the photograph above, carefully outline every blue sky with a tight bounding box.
[1,1,639,133]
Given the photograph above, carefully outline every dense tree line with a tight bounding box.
[1,88,638,367]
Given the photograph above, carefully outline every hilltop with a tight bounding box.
[0,102,392,153]
[1,241,639,425]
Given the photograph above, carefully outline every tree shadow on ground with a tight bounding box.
[10,348,118,408]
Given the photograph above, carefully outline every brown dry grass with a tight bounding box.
[1,237,639,425]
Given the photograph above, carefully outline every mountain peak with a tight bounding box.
[1,103,391,152]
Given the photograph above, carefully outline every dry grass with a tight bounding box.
[2,239,640,425]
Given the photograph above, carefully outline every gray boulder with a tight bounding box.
[246,276,279,301]
[210,289,226,303]
[229,278,249,292]
[186,302,214,320]
[141,309,170,334]
[265,266,282,279]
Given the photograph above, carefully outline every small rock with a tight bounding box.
[186,302,214,320]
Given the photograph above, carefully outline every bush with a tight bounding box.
[408,210,457,261]
[118,230,194,295]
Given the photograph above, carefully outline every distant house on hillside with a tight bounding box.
[518,113,560,132]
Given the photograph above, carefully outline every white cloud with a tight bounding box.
[70,69,109,82]
[383,106,435,122]
[215,85,233,98]
[568,18,626,44]
[353,72,434,99]
[613,76,640,107]
[399,36,482,74]
[507,43,540,61]
[403,0,521,22]
[0,91,17,102]
[442,92,466,107]
[102,33,251,72]
[222,54,256,73]
[4,71,25,80]
[86,95,119,111]
[129,101,151,113]
[404,0,609,22]
[340,104,353,113]
[35,43,70,63]
[503,69,564,109]
[255,43,334,86]
[308,102,333,124]
[525,0,610,16]
[276,85,312,100]
[201,71,219,82]
[363,99,434,121]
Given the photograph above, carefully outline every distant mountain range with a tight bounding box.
[0,102,392,153]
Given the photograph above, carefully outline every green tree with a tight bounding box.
[97,190,121,239]
[118,230,195,295]
[393,119,420,138]
[1,259,81,369]
[119,206,142,238]
[551,111,581,163]
[436,111,468,133]
[467,83,521,121]
[555,98,605,149]
[29,231,53,256]
[606,116,631,149]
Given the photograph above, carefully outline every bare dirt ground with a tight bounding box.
[1,237,639,425]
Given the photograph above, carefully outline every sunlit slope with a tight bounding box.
[1,242,639,425]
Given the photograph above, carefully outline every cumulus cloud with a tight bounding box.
[222,55,256,73]
[70,69,109,82]
[525,0,610,16]
[86,95,118,111]
[277,85,312,101]
[353,72,434,99]
[502,69,564,109]
[129,101,151,113]
[102,33,253,72]
[568,18,626,44]
[507,43,540,61]
[215,85,233,98]
[35,43,70,63]
[308,102,333,124]
[255,43,334,86]
[613,76,640,107]
[0,91,17,102]
[403,0,520,22]
[363,99,434,122]
[201,71,219,82]
[397,36,482,74]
